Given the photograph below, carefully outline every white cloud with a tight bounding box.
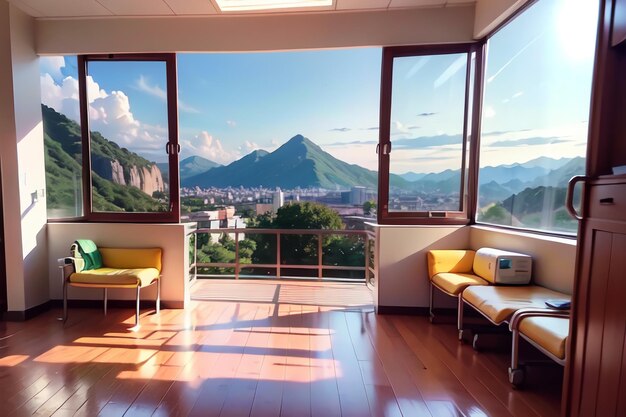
[226,120,237,127]
[136,75,166,100]
[135,75,200,114]
[41,72,166,160]
[39,56,66,80]
[182,131,238,164]
[240,140,260,153]
[483,106,496,118]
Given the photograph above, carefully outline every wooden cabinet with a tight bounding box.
[567,178,626,417]
[564,1,626,415]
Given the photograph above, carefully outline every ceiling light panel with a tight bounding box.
[164,0,218,15]
[215,0,333,13]
[13,0,112,17]
[96,0,174,16]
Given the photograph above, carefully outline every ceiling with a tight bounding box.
[8,0,475,18]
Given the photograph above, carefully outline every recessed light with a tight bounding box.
[215,0,333,12]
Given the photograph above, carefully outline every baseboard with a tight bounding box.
[376,306,430,315]
[3,300,52,321]
[50,299,184,309]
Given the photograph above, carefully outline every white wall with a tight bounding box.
[0,3,48,312]
[36,6,475,54]
[374,225,471,309]
[470,225,576,294]
[47,223,191,308]
[473,0,528,38]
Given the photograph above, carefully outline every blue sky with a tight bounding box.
[39,0,598,175]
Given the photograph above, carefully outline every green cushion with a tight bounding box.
[74,239,103,270]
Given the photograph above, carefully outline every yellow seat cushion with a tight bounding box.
[463,285,570,324]
[99,247,162,271]
[427,250,476,278]
[431,272,489,296]
[519,316,569,360]
[70,267,159,287]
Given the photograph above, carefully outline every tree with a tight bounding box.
[363,200,376,215]
[249,202,345,267]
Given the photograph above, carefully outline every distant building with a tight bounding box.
[350,186,367,206]
[272,189,284,212]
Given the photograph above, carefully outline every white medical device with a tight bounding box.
[473,247,532,285]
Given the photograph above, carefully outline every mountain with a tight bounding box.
[529,157,585,188]
[183,134,410,189]
[519,156,573,170]
[478,164,549,184]
[159,156,221,181]
[400,172,426,182]
[42,105,166,212]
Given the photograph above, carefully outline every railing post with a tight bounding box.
[364,234,369,283]
[194,230,198,280]
[276,232,281,279]
[318,231,323,280]
[235,230,240,280]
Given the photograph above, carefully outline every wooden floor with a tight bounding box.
[0,279,563,417]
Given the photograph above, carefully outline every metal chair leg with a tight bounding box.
[428,281,434,322]
[156,278,161,314]
[103,288,108,315]
[63,279,68,323]
[457,294,464,341]
[135,286,141,326]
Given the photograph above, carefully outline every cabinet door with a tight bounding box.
[569,219,626,417]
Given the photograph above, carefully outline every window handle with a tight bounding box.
[376,143,380,154]
[566,175,587,220]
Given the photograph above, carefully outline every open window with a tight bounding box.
[377,44,482,224]
[77,54,180,222]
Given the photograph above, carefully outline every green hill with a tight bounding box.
[159,155,221,181]
[43,105,166,213]
[183,134,409,189]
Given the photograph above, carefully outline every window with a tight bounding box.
[378,45,481,224]
[476,0,598,234]
[41,56,84,219]
[41,54,180,222]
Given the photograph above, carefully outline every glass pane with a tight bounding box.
[40,56,84,219]
[388,53,468,212]
[86,61,169,213]
[477,0,598,234]
[177,49,381,233]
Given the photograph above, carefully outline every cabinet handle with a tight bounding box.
[600,197,614,205]
[566,175,588,220]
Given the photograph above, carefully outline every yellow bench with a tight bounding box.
[427,250,489,340]
[61,247,162,326]
[507,309,570,387]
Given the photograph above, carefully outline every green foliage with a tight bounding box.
[42,104,165,214]
[363,200,376,215]
[478,204,511,224]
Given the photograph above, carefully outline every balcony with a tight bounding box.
[189,227,375,284]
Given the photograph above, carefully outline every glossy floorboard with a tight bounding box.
[0,280,562,417]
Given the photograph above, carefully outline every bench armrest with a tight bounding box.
[509,308,570,332]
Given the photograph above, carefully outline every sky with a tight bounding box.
[39,0,598,176]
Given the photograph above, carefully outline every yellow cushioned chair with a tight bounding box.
[62,247,162,326]
[507,308,570,387]
[427,250,490,340]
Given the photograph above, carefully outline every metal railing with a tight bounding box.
[189,227,374,282]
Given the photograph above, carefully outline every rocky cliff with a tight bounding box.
[92,155,165,196]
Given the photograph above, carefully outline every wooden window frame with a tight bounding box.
[72,53,180,223]
[377,43,485,225]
